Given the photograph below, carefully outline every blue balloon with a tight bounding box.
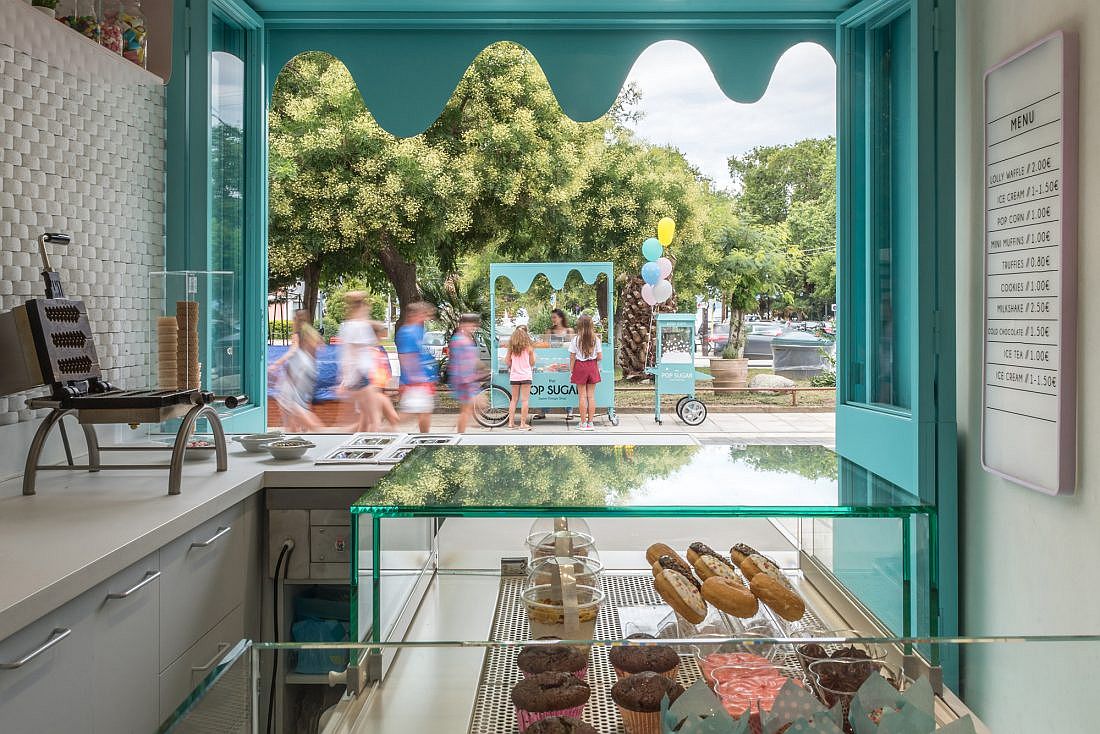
[642,238,663,262]
[641,261,661,285]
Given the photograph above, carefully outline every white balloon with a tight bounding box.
[653,279,673,303]
[657,257,673,279]
[640,283,658,306]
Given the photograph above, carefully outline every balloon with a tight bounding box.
[640,284,658,306]
[641,261,661,285]
[657,217,676,246]
[656,256,673,279]
[653,279,673,303]
[642,237,663,262]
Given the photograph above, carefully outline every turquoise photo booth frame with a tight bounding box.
[489,262,617,421]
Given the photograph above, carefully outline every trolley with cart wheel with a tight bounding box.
[645,313,712,426]
[474,262,619,428]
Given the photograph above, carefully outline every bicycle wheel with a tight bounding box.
[473,385,512,428]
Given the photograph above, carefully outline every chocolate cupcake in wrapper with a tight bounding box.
[511,672,590,733]
[611,671,685,734]
[517,640,589,680]
[609,633,681,680]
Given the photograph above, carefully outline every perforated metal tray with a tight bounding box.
[468,574,826,734]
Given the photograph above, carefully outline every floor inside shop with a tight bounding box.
[340,516,847,733]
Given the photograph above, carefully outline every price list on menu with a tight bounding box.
[982,32,1077,495]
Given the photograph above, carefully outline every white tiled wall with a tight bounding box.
[0,1,165,428]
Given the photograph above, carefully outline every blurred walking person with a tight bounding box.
[268,309,324,432]
[448,313,483,434]
[337,291,380,432]
[371,322,400,429]
[396,302,438,432]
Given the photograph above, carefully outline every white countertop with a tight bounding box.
[0,431,696,643]
[0,434,389,642]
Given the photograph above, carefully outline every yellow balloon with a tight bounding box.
[657,217,676,246]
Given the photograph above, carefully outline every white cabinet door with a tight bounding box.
[160,502,245,667]
[92,553,161,734]
[0,589,94,734]
[158,605,245,722]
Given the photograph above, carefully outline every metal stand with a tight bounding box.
[23,403,228,497]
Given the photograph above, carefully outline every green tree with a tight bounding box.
[728,137,837,318]
[369,445,696,508]
[734,445,839,482]
[270,45,623,318]
[728,137,836,227]
[711,217,790,356]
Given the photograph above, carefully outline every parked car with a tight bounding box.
[424,330,447,359]
[703,323,730,355]
[744,322,789,360]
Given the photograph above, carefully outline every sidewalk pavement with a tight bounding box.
[398,410,836,445]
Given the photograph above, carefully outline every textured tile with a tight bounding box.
[0,29,165,426]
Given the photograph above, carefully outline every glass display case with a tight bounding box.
[655,313,696,364]
[149,270,241,396]
[163,635,1100,733]
[349,444,938,685]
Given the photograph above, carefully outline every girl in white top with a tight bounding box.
[337,291,380,432]
[568,314,602,431]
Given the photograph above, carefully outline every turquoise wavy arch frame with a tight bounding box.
[265,28,835,137]
[489,262,612,295]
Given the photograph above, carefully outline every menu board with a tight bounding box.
[982,32,1078,495]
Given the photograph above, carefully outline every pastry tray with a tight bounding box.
[314,432,457,464]
[466,573,827,734]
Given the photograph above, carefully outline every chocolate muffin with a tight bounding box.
[525,716,598,734]
[608,633,681,678]
[611,670,685,713]
[517,642,588,678]
[511,672,591,713]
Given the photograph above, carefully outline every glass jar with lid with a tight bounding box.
[525,517,596,561]
[525,554,604,590]
[59,0,100,42]
[120,0,147,68]
[99,0,124,54]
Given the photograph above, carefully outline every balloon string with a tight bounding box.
[644,304,656,372]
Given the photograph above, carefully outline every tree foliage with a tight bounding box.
[728,137,837,318]
[371,445,697,507]
[269,46,837,333]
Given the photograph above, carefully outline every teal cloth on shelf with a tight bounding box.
[291,618,349,675]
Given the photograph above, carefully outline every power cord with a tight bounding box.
[268,539,294,734]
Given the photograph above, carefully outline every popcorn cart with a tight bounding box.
[476,262,619,428]
[646,313,711,426]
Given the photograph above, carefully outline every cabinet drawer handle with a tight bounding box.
[0,628,72,670]
[191,643,230,676]
[106,570,161,600]
[190,525,232,549]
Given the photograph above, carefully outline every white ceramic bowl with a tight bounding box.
[267,439,315,461]
[233,432,283,453]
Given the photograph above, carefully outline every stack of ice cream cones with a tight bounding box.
[176,301,200,390]
[157,317,178,389]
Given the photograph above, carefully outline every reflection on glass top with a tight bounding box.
[352,444,931,516]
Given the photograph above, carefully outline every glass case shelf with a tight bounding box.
[350,443,939,685]
[163,635,1100,733]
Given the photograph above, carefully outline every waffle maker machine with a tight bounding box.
[0,233,248,496]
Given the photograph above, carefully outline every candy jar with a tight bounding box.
[120,0,147,68]
[98,0,123,54]
[59,0,99,42]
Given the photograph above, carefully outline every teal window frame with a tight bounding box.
[167,0,267,432]
[835,0,957,663]
[165,0,957,660]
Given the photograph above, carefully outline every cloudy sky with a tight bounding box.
[621,41,836,191]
